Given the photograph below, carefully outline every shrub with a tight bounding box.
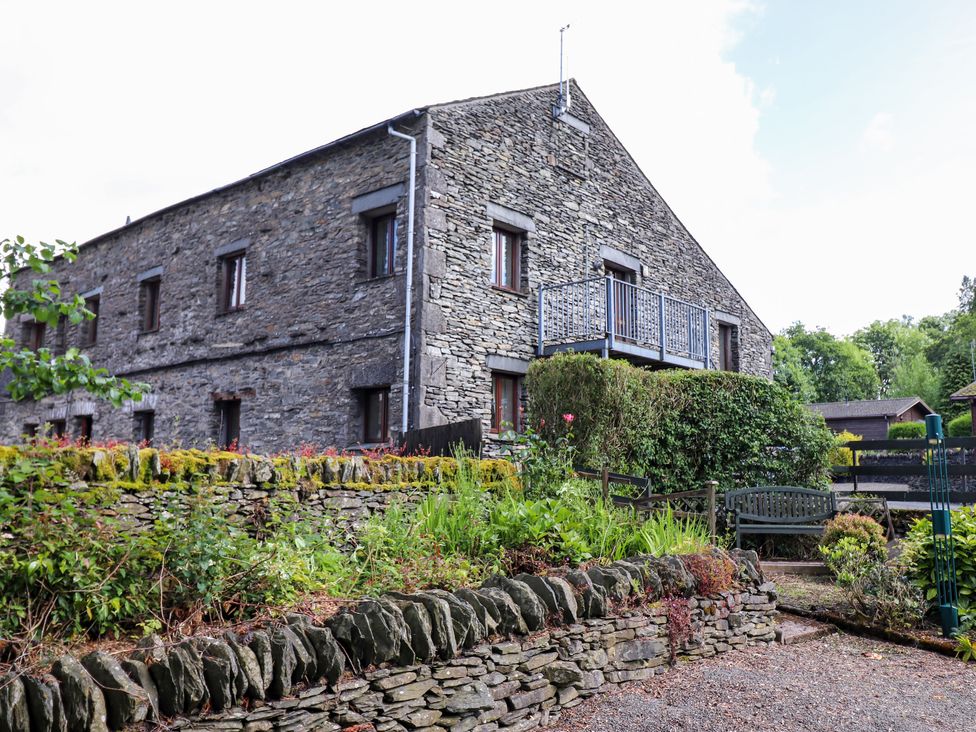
[828,430,862,467]
[525,353,834,492]
[948,412,973,438]
[888,422,926,439]
[905,505,976,618]
[680,552,736,596]
[820,514,887,561]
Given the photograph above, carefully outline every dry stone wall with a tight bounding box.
[0,551,777,732]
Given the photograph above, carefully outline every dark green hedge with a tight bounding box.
[887,422,927,439]
[948,412,973,437]
[526,353,834,491]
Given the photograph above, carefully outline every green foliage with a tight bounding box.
[853,318,934,399]
[927,310,976,415]
[776,323,880,402]
[0,236,147,405]
[828,430,862,467]
[887,422,927,439]
[526,353,834,491]
[820,513,887,561]
[889,352,942,410]
[771,335,816,403]
[948,412,973,437]
[501,421,577,499]
[905,506,976,619]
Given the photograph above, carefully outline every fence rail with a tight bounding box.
[538,277,709,366]
[832,437,976,495]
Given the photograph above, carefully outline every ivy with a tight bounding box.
[526,353,834,492]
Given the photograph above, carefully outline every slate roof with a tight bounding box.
[950,382,976,401]
[808,397,934,420]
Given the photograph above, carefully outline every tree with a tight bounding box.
[772,335,816,402]
[928,311,976,416]
[777,323,880,403]
[1,236,145,405]
[889,352,941,409]
[852,318,935,398]
[959,275,976,315]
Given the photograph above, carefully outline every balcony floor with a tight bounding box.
[540,338,706,369]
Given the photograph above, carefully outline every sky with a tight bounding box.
[2,1,974,335]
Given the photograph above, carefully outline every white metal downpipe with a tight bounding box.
[388,125,417,436]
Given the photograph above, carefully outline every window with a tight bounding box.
[134,411,155,445]
[491,373,522,432]
[83,295,100,346]
[74,415,93,443]
[53,316,67,355]
[492,227,521,291]
[48,420,66,439]
[220,253,247,312]
[140,278,161,332]
[368,213,396,278]
[23,424,38,440]
[24,322,46,352]
[215,399,241,448]
[718,323,739,372]
[362,388,390,443]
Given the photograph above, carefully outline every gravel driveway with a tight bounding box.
[550,633,976,732]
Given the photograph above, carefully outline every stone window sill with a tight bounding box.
[491,286,529,299]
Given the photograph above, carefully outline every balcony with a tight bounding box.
[537,277,711,369]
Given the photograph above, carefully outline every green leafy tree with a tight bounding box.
[889,352,942,409]
[778,323,880,403]
[772,334,816,402]
[927,310,976,416]
[0,236,145,405]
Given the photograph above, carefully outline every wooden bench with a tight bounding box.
[725,486,838,549]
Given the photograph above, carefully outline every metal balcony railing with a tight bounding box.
[537,277,710,367]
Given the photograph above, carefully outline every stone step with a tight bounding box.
[775,613,835,645]
[763,561,830,576]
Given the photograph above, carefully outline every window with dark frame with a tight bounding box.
[24,321,46,352]
[362,388,390,444]
[492,227,521,291]
[491,372,522,433]
[83,295,100,346]
[134,410,155,445]
[140,278,161,332]
[220,253,247,312]
[49,420,66,439]
[215,399,241,448]
[74,415,93,443]
[368,213,396,278]
[53,316,67,355]
[23,424,38,440]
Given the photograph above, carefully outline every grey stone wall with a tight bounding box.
[0,116,428,450]
[417,82,772,438]
[0,551,776,732]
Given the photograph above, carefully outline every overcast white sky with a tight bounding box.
[2,1,974,335]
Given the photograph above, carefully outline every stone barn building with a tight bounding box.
[0,81,772,452]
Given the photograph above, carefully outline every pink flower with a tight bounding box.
[562,413,575,424]
[539,418,546,429]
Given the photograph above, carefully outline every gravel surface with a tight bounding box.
[550,633,976,732]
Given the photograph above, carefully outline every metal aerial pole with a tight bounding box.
[925,414,960,637]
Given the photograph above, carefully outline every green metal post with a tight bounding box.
[925,414,960,637]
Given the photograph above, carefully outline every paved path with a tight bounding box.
[549,633,976,732]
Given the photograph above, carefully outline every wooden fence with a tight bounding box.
[832,436,976,502]
[574,466,718,543]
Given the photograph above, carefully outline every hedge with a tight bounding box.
[887,421,926,439]
[948,411,973,437]
[526,353,834,491]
